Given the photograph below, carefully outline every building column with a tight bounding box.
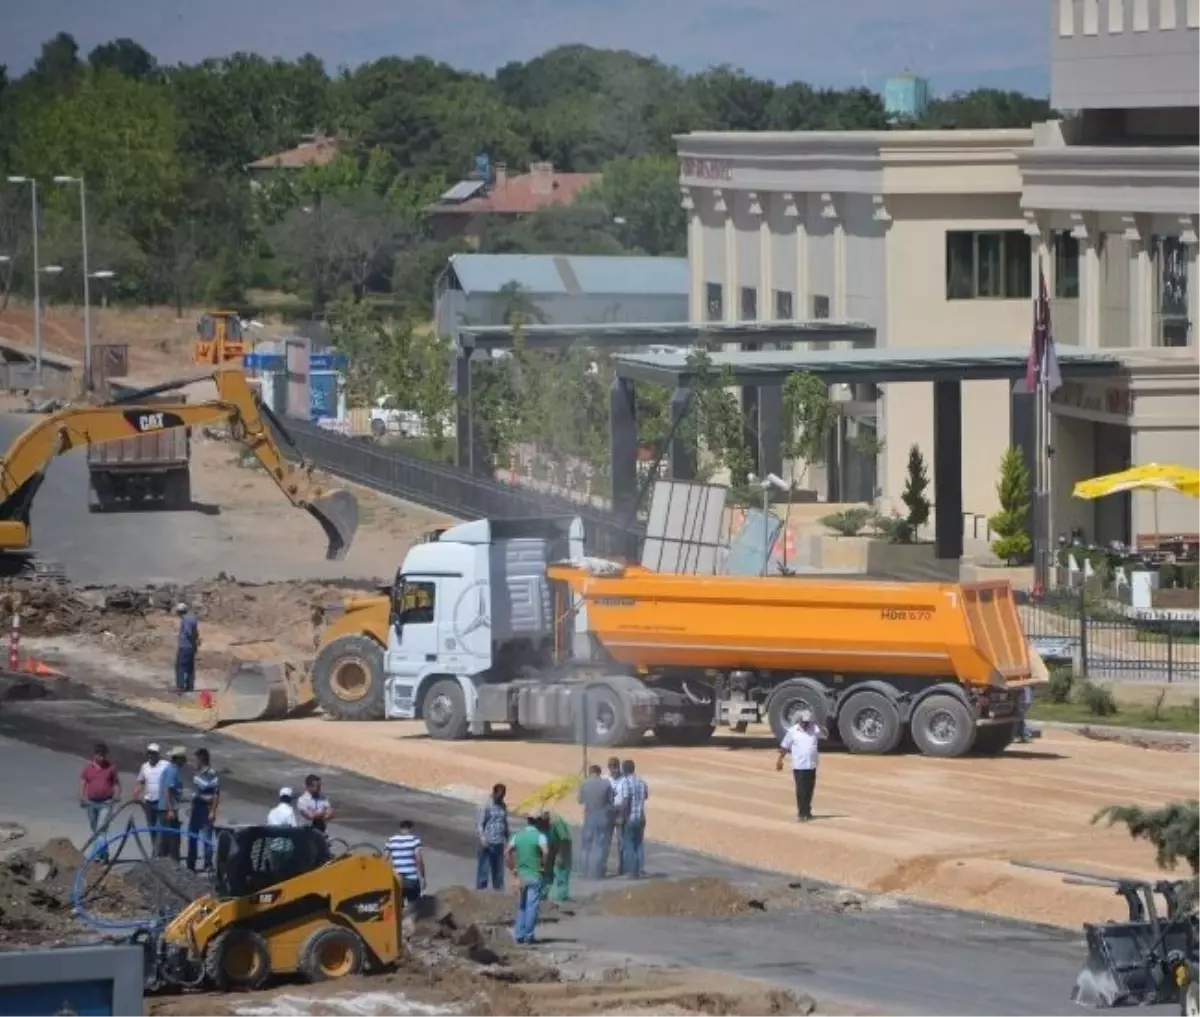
[758,384,782,480]
[1181,215,1199,341]
[1072,213,1101,347]
[933,380,964,561]
[1124,214,1154,348]
[609,377,638,519]
[789,193,807,319]
[682,187,703,323]
[827,193,846,322]
[757,193,772,318]
[740,193,765,476]
[721,190,737,325]
[669,387,696,480]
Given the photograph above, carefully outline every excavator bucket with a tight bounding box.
[305,489,360,561]
[217,660,293,726]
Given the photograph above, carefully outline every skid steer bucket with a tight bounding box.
[305,489,360,561]
[1073,919,1197,1008]
[217,660,292,726]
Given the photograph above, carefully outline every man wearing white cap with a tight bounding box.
[175,603,200,695]
[134,743,170,851]
[775,707,827,822]
[267,787,299,827]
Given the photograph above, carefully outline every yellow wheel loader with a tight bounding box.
[139,825,403,993]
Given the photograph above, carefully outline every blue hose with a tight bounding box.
[71,824,212,933]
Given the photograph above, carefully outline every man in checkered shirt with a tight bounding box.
[613,759,649,878]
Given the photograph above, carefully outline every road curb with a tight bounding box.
[1034,719,1199,745]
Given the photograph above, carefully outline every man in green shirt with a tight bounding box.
[506,815,548,945]
[541,811,573,902]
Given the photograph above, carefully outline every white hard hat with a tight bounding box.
[797,708,813,723]
[175,602,189,614]
[147,742,161,753]
[279,786,294,799]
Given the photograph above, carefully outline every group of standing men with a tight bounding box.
[577,757,649,880]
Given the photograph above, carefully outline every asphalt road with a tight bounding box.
[0,684,1172,1017]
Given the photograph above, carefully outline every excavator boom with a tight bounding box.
[0,367,359,562]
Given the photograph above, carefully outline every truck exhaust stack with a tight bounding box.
[304,489,360,561]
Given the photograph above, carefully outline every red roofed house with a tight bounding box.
[245,134,342,177]
[426,162,600,244]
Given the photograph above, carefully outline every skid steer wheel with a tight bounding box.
[300,925,365,983]
[909,693,977,758]
[312,635,385,721]
[423,677,470,740]
[836,690,903,755]
[205,928,271,991]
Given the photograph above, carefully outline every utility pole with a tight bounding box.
[7,177,42,385]
[55,176,91,390]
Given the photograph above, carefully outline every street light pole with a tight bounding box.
[55,176,90,389]
[7,177,42,385]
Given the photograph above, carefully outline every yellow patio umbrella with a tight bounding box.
[1073,463,1200,551]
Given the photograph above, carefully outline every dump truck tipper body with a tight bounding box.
[87,391,191,511]
[312,516,1032,758]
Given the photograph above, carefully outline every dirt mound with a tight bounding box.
[433,885,568,929]
[591,877,764,919]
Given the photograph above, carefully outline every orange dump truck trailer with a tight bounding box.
[311,517,1033,758]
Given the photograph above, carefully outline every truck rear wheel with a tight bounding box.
[910,694,977,758]
[312,634,385,721]
[836,690,903,754]
[423,677,470,740]
[767,681,828,741]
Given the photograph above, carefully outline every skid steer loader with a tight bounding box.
[139,825,402,993]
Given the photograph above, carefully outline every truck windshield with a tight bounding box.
[394,578,435,628]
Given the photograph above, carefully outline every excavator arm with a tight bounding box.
[0,368,359,561]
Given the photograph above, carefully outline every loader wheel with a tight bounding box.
[836,690,903,755]
[300,925,365,983]
[423,677,469,740]
[205,928,270,991]
[313,634,385,721]
[910,694,977,757]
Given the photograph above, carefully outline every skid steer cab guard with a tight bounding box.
[1070,877,1197,1013]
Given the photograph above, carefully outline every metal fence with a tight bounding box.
[1020,588,1199,684]
[276,416,644,560]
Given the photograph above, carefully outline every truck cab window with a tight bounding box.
[395,580,435,627]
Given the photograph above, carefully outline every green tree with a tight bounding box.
[1094,801,1199,875]
[899,444,931,543]
[88,39,158,81]
[918,89,1053,130]
[781,371,837,487]
[989,446,1032,564]
[586,155,686,255]
[478,202,625,256]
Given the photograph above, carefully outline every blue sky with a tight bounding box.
[2,0,1051,95]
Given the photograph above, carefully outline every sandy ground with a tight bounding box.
[209,717,1197,930]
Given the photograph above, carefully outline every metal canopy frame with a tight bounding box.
[613,346,1125,387]
[457,319,876,352]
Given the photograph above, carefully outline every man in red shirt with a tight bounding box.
[80,743,121,856]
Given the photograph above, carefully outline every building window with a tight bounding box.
[705,283,723,322]
[945,231,1032,300]
[1053,232,1080,298]
[740,286,757,321]
[1155,236,1190,347]
[774,289,793,320]
[811,294,830,319]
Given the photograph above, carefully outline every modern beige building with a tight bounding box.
[676,0,1198,547]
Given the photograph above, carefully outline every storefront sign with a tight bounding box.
[1053,382,1134,418]
[680,156,734,182]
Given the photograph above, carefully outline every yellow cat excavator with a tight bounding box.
[193,310,248,365]
[0,367,359,567]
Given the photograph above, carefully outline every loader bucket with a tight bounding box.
[217,660,291,726]
[305,489,359,561]
[1070,920,1190,1008]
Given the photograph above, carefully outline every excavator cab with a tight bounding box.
[194,310,247,365]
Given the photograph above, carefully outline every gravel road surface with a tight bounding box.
[0,687,1169,1017]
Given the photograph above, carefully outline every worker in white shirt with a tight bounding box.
[267,787,299,827]
[133,743,170,852]
[775,708,827,822]
[296,774,335,833]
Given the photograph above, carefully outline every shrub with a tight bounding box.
[1046,665,1074,704]
[1076,680,1118,717]
[899,445,930,543]
[871,511,913,545]
[821,507,874,537]
[989,446,1032,564]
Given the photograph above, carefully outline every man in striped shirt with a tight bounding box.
[385,820,425,907]
[186,747,220,872]
[614,759,649,879]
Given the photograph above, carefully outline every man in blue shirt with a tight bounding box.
[175,603,200,695]
[158,746,187,860]
[186,747,220,872]
[475,783,509,890]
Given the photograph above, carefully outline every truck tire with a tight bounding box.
[653,724,715,746]
[971,722,1017,756]
[205,928,271,991]
[299,925,365,982]
[836,690,903,755]
[910,693,977,758]
[165,470,191,510]
[423,677,470,740]
[579,684,629,747]
[766,681,829,741]
[312,634,385,721]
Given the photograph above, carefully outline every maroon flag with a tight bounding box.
[1025,259,1062,394]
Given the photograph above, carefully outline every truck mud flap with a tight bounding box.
[217,660,291,725]
[304,490,360,561]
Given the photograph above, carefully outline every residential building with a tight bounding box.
[676,0,1197,547]
[434,253,688,342]
[245,134,341,177]
[884,72,931,122]
[426,163,599,245]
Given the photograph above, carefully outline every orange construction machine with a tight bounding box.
[307,517,1040,758]
[193,310,247,365]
